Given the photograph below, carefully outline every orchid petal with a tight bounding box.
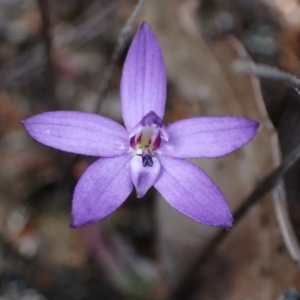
[154,156,233,228]
[130,155,161,198]
[121,22,166,131]
[160,117,259,158]
[22,111,129,157]
[71,155,133,227]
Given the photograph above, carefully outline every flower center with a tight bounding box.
[129,111,168,167]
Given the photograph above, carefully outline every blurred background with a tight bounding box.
[1,0,300,299]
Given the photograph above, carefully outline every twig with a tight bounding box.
[234,58,300,263]
[94,0,147,114]
[0,2,116,87]
[234,143,300,223]
[53,1,117,47]
[233,61,300,90]
[36,0,57,108]
[0,45,45,86]
[167,141,300,300]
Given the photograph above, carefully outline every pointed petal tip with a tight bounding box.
[70,219,80,229]
[70,212,88,228]
[225,223,234,230]
[247,119,260,141]
[21,118,30,128]
[198,211,233,229]
[139,21,153,33]
[179,206,234,229]
[140,21,149,29]
[70,213,106,229]
[221,214,234,230]
[121,19,166,130]
[217,206,234,229]
[70,217,91,229]
[250,119,260,131]
[254,120,260,132]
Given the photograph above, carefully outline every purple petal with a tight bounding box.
[154,156,233,228]
[121,22,166,131]
[22,111,129,157]
[130,156,161,198]
[160,117,259,158]
[71,155,133,227]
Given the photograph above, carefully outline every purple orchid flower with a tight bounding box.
[22,22,259,228]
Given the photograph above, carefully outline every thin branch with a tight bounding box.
[94,0,147,114]
[233,61,300,90]
[36,0,57,108]
[0,2,117,87]
[233,58,300,263]
[54,1,117,47]
[167,141,300,300]
[234,145,300,222]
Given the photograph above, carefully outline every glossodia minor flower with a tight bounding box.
[22,22,259,228]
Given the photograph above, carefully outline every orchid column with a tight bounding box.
[22,22,259,228]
